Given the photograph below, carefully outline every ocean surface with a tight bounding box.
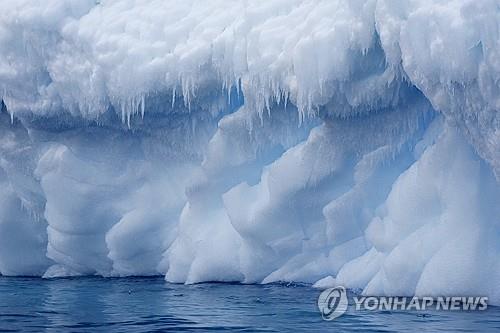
[0,277,498,332]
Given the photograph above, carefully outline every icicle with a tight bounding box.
[140,95,145,119]
[227,80,232,105]
[121,104,126,123]
[236,77,242,97]
[284,91,289,111]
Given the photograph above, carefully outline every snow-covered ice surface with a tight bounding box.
[0,0,499,303]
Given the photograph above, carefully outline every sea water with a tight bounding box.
[0,277,499,332]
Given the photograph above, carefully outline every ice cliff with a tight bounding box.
[0,0,499,303]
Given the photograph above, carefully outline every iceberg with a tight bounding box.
[0,0,498,303]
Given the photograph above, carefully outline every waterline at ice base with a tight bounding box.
[0,0,499,305]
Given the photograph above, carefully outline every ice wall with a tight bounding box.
[0,0,499,303]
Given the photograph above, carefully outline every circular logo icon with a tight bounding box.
[317,286,348,321]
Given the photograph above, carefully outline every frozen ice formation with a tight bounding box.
[0,0,499,303]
